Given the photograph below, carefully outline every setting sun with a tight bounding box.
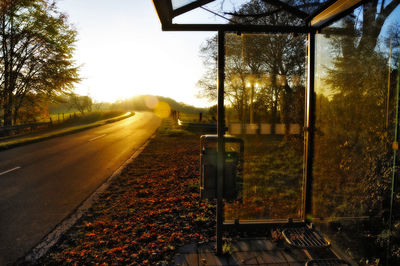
[57,0,213,107]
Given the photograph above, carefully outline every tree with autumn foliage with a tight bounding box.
[313,2,400,216]
[311,1,400,262]
[0,0,80,126]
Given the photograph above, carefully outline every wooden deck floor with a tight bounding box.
[174,238,312,266]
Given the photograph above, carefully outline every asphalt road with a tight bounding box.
[0,112,161,265]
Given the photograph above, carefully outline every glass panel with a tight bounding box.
[223,33,306,221]
[172,0,327,26]
[171,0,198,10]
[313,0,400,263]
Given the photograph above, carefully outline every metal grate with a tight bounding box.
[282,226,330,248]
[306,259,351,266]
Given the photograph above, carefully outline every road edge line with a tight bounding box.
[22,133,156,263]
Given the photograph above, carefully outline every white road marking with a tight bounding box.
[88,134,106,142]
[0,166,21,176]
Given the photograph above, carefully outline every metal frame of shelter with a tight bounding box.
[153,0,365,255]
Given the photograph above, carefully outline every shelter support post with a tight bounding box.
[216,30,225,256]
[303,32,315,223]
[387,47,400,266]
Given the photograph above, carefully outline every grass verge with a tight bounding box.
[0,112,134,151]
[36,119,216,265]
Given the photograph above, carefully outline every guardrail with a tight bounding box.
[0,122,52,136]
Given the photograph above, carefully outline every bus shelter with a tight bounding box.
[153,0,400,264]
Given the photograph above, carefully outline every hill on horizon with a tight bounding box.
[111,95,209,114]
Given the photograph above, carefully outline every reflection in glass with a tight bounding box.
[222,33,305,220]
[313,2,400,263]
[172,0,326,26]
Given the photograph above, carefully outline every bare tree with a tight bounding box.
[198,0,306,130]
[69,93,93,115]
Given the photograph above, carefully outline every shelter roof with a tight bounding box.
[152,0,364,32]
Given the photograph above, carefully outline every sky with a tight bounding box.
[56,0,215,107]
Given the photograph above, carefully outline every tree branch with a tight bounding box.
[225,8,282,18]
[260,0,308,19]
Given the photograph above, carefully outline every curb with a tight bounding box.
[21,134,156,264]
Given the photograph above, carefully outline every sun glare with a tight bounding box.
[154,101,171,118]
[58,0,214,107]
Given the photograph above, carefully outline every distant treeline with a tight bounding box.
[109,95,208,114]
[7,93,209,125]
